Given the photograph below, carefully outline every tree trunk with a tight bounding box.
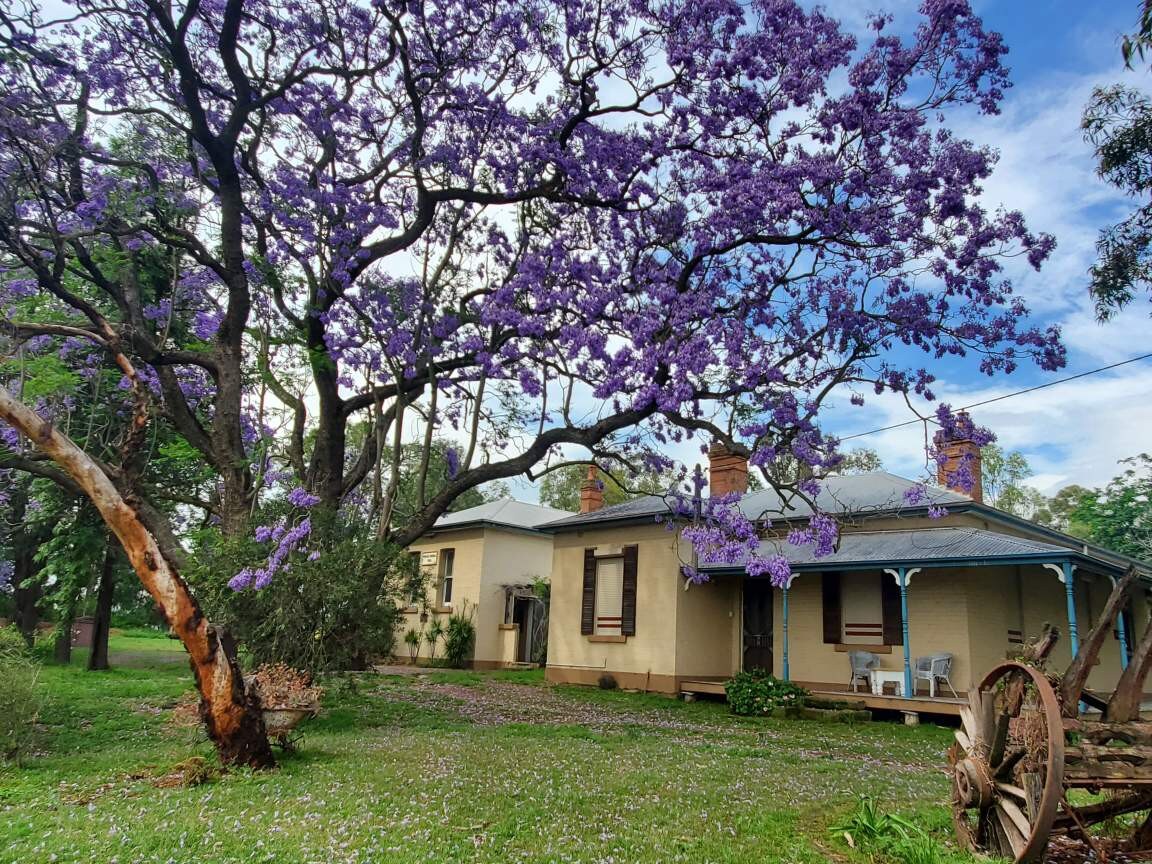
[9,482,44,649]
[0,389,274,768]
[87,544,115,671]
[53,607,73,664]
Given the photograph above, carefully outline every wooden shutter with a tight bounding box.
[881,572,903,646]
[621,545,638,636]
[581,548,597,635]
[821,572,841,644]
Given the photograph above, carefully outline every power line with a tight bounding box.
[839,351,1152,442]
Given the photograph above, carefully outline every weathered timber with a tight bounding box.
[1062,568,1137,716]
[1064,744,1152,783]
[1025,624,1061,666]
[1131,813,1152,852]
[1064,719,1152,746]
[1079,690,1111,714]
[1052,792,1152,829]
[1107,604,1152,723]
[1005,625,1061,715]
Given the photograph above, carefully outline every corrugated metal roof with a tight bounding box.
[699,527,1075,572]
[540,471,968,530]
[433,499,574,531]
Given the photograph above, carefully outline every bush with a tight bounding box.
[443,604,476,669]
[0,636,42,763]
[0,624,30,657]
[724,669,807,716]
[189,516,407,673]
[403,628,422,662]
[424,619,444,663]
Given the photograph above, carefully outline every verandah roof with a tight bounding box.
[699,527,1139,577]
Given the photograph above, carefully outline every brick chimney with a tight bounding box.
[579,465,604,513]
[933,411,983,503]
[708,442,749,498]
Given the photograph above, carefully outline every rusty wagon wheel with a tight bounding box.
[950,661,1065,863]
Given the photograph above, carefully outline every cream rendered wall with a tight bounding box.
[772,567,976,691]
[772,574,833,686]
[402,527,486,662]
[960,567,1015,689]
[475,528,557,664]
[402,525,556,665]
[547,522,690,690]
[673,575,741,679]
[547,505,1139,694]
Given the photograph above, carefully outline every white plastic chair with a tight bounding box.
[914,653,958,698]
[848,650,879,692]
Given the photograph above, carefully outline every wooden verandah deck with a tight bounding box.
[679,677,964,718]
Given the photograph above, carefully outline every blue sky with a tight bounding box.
[804,0,1150,494]
[512,0,1151,504]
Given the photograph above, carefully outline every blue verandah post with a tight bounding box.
[899,568,912,698]
[1118,601,1130,669]
[782,582,790,682]
[1064,561,1079,658]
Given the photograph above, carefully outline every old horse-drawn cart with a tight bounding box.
[950,568,1152,861]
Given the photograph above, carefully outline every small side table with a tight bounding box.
[870,670,904,697]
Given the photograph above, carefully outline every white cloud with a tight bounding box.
[826,360,1152,493]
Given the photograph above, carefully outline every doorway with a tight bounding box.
[512,595,540,664]
[743,579,774,672]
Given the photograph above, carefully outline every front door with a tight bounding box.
[512,596,537,664]
[743,579,774,672]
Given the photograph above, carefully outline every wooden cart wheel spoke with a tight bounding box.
[998,798,1033,838]
[995,805,1029,859]
[994,782,1027,801]
[989,713,1010,767]
[950,662,1064,864]
[996,747,1026,779]
[955,728,973,753]
[952,582,1152,859]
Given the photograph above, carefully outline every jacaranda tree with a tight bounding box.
[0,0,1063,766]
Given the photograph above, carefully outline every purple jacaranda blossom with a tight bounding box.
[0,0,1066,593]
[287,487,321,508]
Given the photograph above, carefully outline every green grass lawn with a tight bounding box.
[1,634,981,864]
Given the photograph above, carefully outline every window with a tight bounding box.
[407,552,422,606]
[581,546,638,637]
[438,548,455,606]
[594,557,624,635]
[821,571,901,646]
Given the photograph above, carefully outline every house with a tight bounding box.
[540,431,1151,710]
[402,498,572,668]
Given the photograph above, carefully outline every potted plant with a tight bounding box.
[247,663,323,746]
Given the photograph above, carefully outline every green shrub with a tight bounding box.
[0,624,30,657]
[0,647,42,763]
[724,669,807,716]
[189,516,407,673]
[403,628,422,662]
[829,797,925,849]
[887,836,941,864]
[424,619,444,663]
[443,604,476,669]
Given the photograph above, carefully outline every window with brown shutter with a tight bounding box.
[821,572,841,644]
[581,548,597,635]
[621,545,638,636]
[880,572,903,646]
